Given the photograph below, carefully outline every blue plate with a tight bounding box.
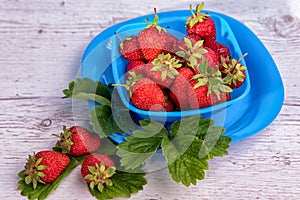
[81,10,284,143]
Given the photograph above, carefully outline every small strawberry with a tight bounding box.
[54,126,101,156]
[146,53,182,88]
[131,78,165,111]
[170,67,195,109]
[81,154,116,192]
[186,3,216,41]
[221,53,248,88]
[125,60,148,78]
[23,151,70,189]
[164,99,175,111]
[119,36,144,61]
[138,8,167,61]
[204,40,230,61]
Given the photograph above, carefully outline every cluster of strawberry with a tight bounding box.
[21,126,115,192]
[118,3,247,111]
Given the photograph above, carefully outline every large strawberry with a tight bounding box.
[119,36,144,61]
[138,8,167,61]
[54,126,101,156]
[81,154,116,192]
[131,77,165,111]
[186,3,216,41]
[146,53,182,88]
[23,151,70,189]
[221,53,248,88]
[189,61,232,109]
[169,67,195,109]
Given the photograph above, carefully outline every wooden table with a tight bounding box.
[1,0,300,199]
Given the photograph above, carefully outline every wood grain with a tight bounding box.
[1,0,300,199]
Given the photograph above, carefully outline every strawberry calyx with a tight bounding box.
[151,53,182,80]
[186,2,210,28]
[176,38,207,70]
[53,126,74,154]
[222,53,248,86]
[84,162,116,192]
[23,153,47,189]
[145,8,165,33]
[192,60,232,99]
[112,71,143,96]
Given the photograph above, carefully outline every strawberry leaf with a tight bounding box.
[89,105,126,138]
[88,171,147,200]
[17,156,81,200]
[116,120,168,170]
[63,78,111,106]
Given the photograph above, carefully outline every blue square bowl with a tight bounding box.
[111,13,250,123]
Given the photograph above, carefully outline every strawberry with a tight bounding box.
[125,60,148,78]
[54,126,101,156]
[138,8,167,61]
[131,78,165,111]
[204,40,230,61]
[188,80,218,109]
[170,67,194,109]
[146,53,182,88]
[162,33,177,55]
[189,61,233,109]
[119,36,144,61]
[186,33,202,44]
[164,99,175,111]
[203,47,219,70]
[186,3,216,41]
[81,154,116,192]
[221,53,248,88]
[23,151,70,189]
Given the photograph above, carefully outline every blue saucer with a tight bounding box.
[81,10,284,143]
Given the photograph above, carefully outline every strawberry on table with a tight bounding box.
[23,151,70,189]
[138,8,167,61]
[186,3,216,41]
[81,154,116,192]
[119,36,144,61]
[54,126,101,156]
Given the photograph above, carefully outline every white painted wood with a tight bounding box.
[1,0,300,199]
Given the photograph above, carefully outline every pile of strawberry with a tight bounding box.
[118,3,247,111]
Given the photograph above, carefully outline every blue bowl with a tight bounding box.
[111,12,250,123]
[81,10,284,143]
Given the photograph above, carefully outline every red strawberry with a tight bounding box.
[203,47,219,70]
[131,78,165,111]
[162,33,177,55]
[54,126,101,156]
[138,9,167,61]
[164,99,175,111]
[204,40,230,61]
[221,53,248,88]
[186,3,216,41]
[81,154,116,192]
[23,151,70,188]
[186,33,202,44]
[217,92,231,104]
[188,80,218,109]
[119,36,144,61]
[146,53,182,88]
[170,67,194,109]
[125,60,148,78]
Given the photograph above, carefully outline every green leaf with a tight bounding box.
[116,120,168,170]
[63,78,111,105]
[89,105,125,138]
[17,156,81,200]
[88,171,147,200]
[162,137,208,187]
[175,51,187,58]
